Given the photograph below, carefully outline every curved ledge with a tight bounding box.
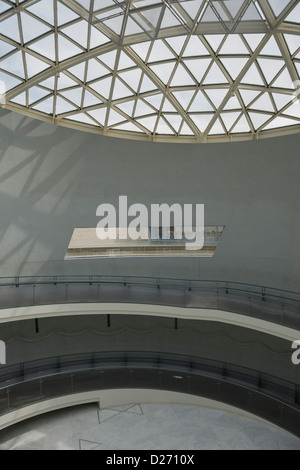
[0,389,294,435]
[0,303,298,341]
[0,364,299,437]
[0,278,298,332]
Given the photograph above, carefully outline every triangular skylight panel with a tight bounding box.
[200,4,220,24]
[189,114,213,132]
[62,21,89,49]
[88,107,107,125]
[189,91,214,112]
[241,1,263,21]
[139,74,156,93]
[220,58,248,80]
[264,115,299,130]
[165,36,187,56]
[231,113,251,133]
[284,102,300,119]
[0,72,21,91]
[184,58,212,83]
[124,16,145,37]
[89,76,112,99]
[204,35,225,53]
[219,35,249,55]
[55,96,77,114]
[67,113,98,126]
[221,112,241,132]
[180,121,194,135]
[173,90,195,110]
[243,34,265,52]
[0,42,16,58]
[208,118,225,135]
[119,69,142,92]
[112,78,132,100]
[203,62,228,85]
[57,73,78,90]
[257,58,285,84]
[26,0,54,25]
[149,62,175,84]
[285,2,300,23]
[183,36,209,57]
[260,36,281,56]
[170,63,195,87]
[241,63,264,85]
[57,2,80,26]
[25,53,49,78]
[271,93,292,111]
[0,51,25,79]
[28,35,56,62]
[58,35,82,61]
[68,62,86,82]
[249,112,272,130]
[28,86,50,105]
[103,16,124,36]
[118,52,136,70]
[130,42,151,62]
[268,0,291,18]
[86,59,108,82]
[60,88,83,107]
[83,90,101,107]
[223,94,241,110]
[164,114,182,133]
[205,88,228,109]
[0,15,20,43]
[38,76,55,90]
[144,94,163,111]
[90,26,109,49]
[148,40,175,62]
[272,67,294,89]
[11,91,26,106]
[137,115,157,132]
[134,100,154,117]
[107,109,124,126]
[180,0,201,20]
[250,93,274,112]
[162,98,176,112]
[98,50,117,69]
[239,89,261,106]
[20,12,51,43]
[284,34,300,55]
[116,100,135,116]
[32,95,53,114]
[155,117,174,135]
[140,6,164,30]
[0,2,11,14]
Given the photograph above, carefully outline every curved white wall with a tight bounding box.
[0,109,299,291]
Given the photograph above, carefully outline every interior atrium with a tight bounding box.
[0,0,299,451]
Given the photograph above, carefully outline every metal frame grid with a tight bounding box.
[0,0,300,143]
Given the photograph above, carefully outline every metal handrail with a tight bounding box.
[0,275,299,301]
[0,350,298,405]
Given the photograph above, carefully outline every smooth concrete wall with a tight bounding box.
[0,314,298,384]
[0,108,299,291]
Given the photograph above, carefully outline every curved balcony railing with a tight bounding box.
[0,351,299,437]
[0,276,299,329]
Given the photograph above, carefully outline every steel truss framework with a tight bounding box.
[0,0,300,143]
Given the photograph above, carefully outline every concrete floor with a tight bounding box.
[0,402,299,450]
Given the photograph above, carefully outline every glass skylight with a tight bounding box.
[0,0,300,143]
